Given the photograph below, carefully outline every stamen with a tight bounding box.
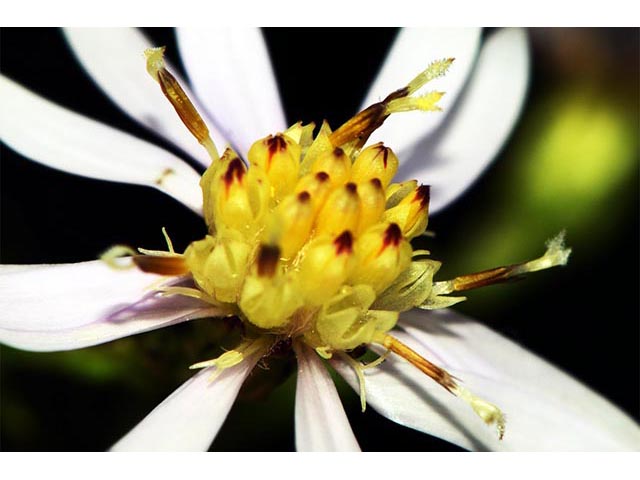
[144,47,219,162]
[434,231,572,294]
[256,244,281,278]
[328,59,452,148]
[132,255,188,276]
[377,334,506,439]
[377,334,458,393]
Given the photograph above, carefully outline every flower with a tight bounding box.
[1,28,639,452]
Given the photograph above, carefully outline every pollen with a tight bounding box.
[119,51,574,441]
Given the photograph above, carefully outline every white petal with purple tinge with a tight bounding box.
[0,75,203,214]
[395,28,530,213]
[362,28,482,153]
[63,28,226,168]
[0,261,219,352]
[294,342,360,452]
[176,28,287,157]
[111,349,264,451]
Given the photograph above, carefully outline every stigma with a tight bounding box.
[109,47,573,441]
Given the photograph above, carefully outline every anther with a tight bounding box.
[311,147,352,186]
[350,223,412,293]
[376,333,506,439]
[296,233,355,305]
[248,133,301,201]
[351,143,399,188]
[384,184,431,239]
[256,244,281,278]
[268,191,315,259]
[433,232,572,294]
[315,171,329,182]
[381,223,403,251]
[379,334,457,393]
[333,230,354,255]
[144,47,219,162]
[328,59,452,149]
[315,183,361,236]
[201,148,269,237]
[356,178,386,235]
[294,172,333,217]
[132,255,188,276]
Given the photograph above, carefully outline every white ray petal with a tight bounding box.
[395,28,530,214]
[0,75,203,214]
[0,261,219,352]
[363,28,481,151]
[111,349,265,451]
[176,28,287,156]
[294,342,360,452]
[333,310,640,451]
[63,28,226,168]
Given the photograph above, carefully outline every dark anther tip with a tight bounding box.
[224,157,246,186]
[266,134,288,154]
[315,171,330,182]
[383,223,403,248]
[257,244,281,277]
[297,191,311,203]
[415,185,431,209]
[370,178,383,189]
[334,230,354,255]
[345,182,358,194]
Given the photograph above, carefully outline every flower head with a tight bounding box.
[1,28,638,452]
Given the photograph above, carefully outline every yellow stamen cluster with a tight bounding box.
[185,132,433,352]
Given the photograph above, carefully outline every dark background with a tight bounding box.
[1,28,638,451]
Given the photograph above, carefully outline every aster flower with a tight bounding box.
[1,28,638,452]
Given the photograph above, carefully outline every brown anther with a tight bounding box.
[329,87,409,149]
[297,191,311,203]
[132,255,188,276]
[382,334,458,393]
[315,171,330,183]
[381,146,390,168]
[256,245,281,278]
[266,134,289,167]
[223,157,246,192]
[451,266,521,292]
[370,178,383,190]
[333,231,354,255]
[155,68,211,146]
[333,147,345,157]
[413,185,431,209]
[382,223,403,250]
[345,182,358,194]
[266,134,288,153]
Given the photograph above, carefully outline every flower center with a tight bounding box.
[187,130,426,352]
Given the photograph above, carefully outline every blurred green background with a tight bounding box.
[1,28,638,451]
